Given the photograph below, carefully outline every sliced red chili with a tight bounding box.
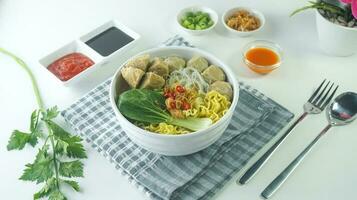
[176,85,185,93]
[169,101,176,109]
[182,101,191,110]
[164,90,171,98]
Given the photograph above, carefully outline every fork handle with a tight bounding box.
[261,124,332,199]
[238,112,308,185]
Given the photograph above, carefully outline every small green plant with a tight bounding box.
[291,1,345,16]
[290,0,356,22]
[1,48,87,200]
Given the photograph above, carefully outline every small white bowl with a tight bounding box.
[39,20,140,86]
[177,6,218,36]
[222,7,265,37]
[110,46,239,156]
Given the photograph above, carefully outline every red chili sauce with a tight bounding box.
[47,53,94,81]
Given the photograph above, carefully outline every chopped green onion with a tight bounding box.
[180,11,214,30]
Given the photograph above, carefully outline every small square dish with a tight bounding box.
[39,20,140,86]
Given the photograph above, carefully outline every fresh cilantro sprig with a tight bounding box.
[1,48,87,200]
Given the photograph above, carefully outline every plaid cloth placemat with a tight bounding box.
[61,36,294,200]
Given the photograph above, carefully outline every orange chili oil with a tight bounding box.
[245,47,279,74]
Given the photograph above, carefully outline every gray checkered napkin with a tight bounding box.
[61,35,294,200]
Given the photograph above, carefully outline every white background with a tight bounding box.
[0,0,356,199]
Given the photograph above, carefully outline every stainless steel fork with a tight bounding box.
[238,79,338,185]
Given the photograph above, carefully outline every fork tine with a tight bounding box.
[312,81,330,104]
[317,83,334,107]
[308,79,326,103]
[321,85,339,109]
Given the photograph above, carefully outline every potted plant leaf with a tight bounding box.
[292,0,357,56]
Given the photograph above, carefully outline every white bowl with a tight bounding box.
[176,6,218,36]
[222,7,265,37]
[110,46,239,156]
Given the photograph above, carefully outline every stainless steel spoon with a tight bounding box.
[261,92,357,199]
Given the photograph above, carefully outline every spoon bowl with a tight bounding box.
[328,92,357,126]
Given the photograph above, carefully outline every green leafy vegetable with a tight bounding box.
[1,47,87,200]
[117,89,212,131]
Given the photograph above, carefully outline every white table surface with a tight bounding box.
[1,0,356,199]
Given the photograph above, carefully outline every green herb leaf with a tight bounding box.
[34,177,57,199]
[30,110,40,133]
[48,120,87,158]
[62,179,80,192]
[20,147,54,183]
[59,160,84,178]
[7,130,31,150]
[47,120,71,140]
[48,190,67,200]
[2,48,86,199]
[28,133,39,147]
[43,106,60,121]
[64,136,87,159]
[55,139,69,155]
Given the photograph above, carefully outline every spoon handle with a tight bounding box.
[261,124,332,199]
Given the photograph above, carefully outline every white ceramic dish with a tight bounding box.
[110,46,239,156]
[222,7,265,37]
[39,20,140,86]
[176,6,218,36]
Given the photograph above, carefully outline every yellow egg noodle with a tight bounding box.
[184,91,231,123]
[144,91,231,134]
[145,123,189,135]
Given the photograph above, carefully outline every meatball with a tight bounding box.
[121,67,145,88]
[140,72,165,90]
[164,56,186,73]
[148,57,169,78]
[125,54,150,71]
[209,81,233,100]
[187,56,209,72]
[202,65,226,83]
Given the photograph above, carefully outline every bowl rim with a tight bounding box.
[176,5,218,32]
[222,6,265,34]
[109,46,239,139]
[242,40,284,69]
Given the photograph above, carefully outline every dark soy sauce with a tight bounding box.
[85,27,134,56]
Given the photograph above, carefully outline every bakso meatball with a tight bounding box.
[148,57,169,78]
[164,56,186,73]
[209,81,233,100]
[187,56,209,72]
[125,54,150,71]
[121,67,145,88]
[140,72,165,90]
[202,65,226,83]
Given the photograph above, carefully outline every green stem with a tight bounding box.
[0,48,60,189]
[48,130,60,189]
[0,48,44,110]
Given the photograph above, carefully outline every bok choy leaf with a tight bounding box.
[117,89,212,131]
